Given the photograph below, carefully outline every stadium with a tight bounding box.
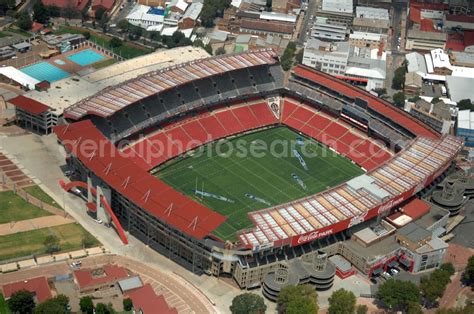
[53,49,463,292]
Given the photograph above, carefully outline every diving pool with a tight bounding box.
[67,49,105,66]
[20,62,70,82]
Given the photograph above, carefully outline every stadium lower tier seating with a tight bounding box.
[281,99,392,171]
[122,102,279,171]
[121,98,392,172]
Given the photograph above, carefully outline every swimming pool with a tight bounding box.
[20,62,70,82]
[67,49,105,66]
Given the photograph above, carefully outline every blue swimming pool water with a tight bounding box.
[67,49,105,66]
[20,62,70,82]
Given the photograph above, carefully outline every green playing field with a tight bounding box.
[155,126,364,241]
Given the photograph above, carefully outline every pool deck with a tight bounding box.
[19,47,209,116]
[20,46,111,78]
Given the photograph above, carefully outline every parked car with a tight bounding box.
[71,261,82,268]
[94,218,103,224]
[370,277,377,284]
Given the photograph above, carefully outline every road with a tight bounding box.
[297,0,318,46]
[385,4,407,98]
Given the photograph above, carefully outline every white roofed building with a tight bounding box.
[457,109,474,147]
[322,0,353,15]
[349,31,387,49]
[317,0,354,26]
[355,6,389,20]
[303,39,350,75]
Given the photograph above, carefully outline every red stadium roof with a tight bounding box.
[54,120,226,239]
[292,65,439,139]
[2,277,52,302]
[9,95,50,115]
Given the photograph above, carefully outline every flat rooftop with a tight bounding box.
[344,234,401,264]
[21,47,210,115]
[416,203,449,229]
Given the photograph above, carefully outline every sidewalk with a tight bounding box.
[0,215,74,236]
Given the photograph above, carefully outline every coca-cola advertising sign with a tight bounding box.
[296,228,334,245]
[290,187,418,247]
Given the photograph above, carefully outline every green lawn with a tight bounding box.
[0,31,10,38]
[0,223,100,261]
[0,191,53,224]
[156,127,364,241]
[54,27,152,59]
[92,58,118,69]
[5,27,32,37]
[0,294,10,314]
[24,185,61,209]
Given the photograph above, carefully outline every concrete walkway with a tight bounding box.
[0,215,74,236]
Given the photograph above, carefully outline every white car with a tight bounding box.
[390,269,399,275]
[71,261,82,268]
[94,218,103,224]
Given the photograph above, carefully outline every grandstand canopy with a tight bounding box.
[54,120,226,239]
[64,49,278,120]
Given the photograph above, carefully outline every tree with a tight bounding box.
[79,296,94,314]
[230,293,266,314]
[62,0,80,20]
[100,13,108,33]
[16,11,33,31]
[7,290,36,314]
[408,95,421,103]
[123,298,133,311]
[457,99,473,111]
[46,5,61,17]
[278,285,318,314]
[281,42,297,71]
[82,31,91,40]
[215,46,226,55]
[373,88,387,97]
[420,268,452,306]
[440,263,455,276]
[43,234,60,253]
[393,92,406,108]
[117,19,130,32]
[34,295,69,314]
[328,289,356,314]
[95,302,115,314]
[149,31,161,42]
[376,279,420,312]
[436,304,474,314]
[204,44,213,55]
[0,0,15,15]
[128,25,143,41]
[200,0,232,27]
[33,0,49,24]
[392,66,406,90]
[110,37,122,48]
[431,97,441,104]
[464,255,474,286]
[95,7,106,21]
[407,301,423,314]
[356,304,368,314]
[294,49,304,65]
